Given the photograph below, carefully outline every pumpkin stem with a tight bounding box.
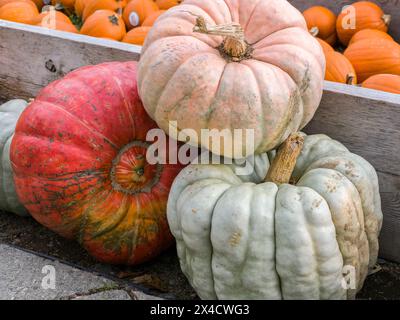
[382,14,391,27]
[193,15,249,61]
[264,133,305,185]
[309,26,319,37]
[346,74,356,85]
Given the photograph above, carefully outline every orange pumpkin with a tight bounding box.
[38,20,78,33]
[34,8,72,25]
[344,38,400,82]
[0,0,37,9]
[325,51,357,85]
[80,9,126,40]
[303,6,336,45]
[142,9,165,26]
[51,0,76,10]
[362,74,400,94]
[349,28,394,46]
[0,1,39,24]
[74,0,85,16]
[155,0,181,10]
[82,0,127,21]
[316,38,334,55]
[336,1,391,46]
[122,26,150,45]
[123,0,158,29]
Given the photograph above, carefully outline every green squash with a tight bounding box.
[0,99,28,216]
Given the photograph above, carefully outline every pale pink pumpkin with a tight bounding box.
[138,0,325,158]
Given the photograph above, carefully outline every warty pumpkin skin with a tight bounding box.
[0,100,28,216]
[138,0,325,158]
[362,74,400,94]
[349,28,394,46]
[325,51,357,85]
[167,133,382,300]
[344,38,400,83]
[303,6,337,45]
[336,1,391,46]
[11,61,184,265]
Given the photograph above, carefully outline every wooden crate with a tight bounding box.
[1,10,400,264]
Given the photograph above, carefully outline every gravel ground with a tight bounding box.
[1,210,399,300]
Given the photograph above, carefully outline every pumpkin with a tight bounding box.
[362,74,400,94]
[0,1,39,24]
[344,38,400,83]
[325,51,357,85]
[122,26,150,45]
[0,100,28,216]
[142,9,165,26]
[316,38,334,55]
[11,61,184,265]
[38,19,78,32]
[34,8,72,25]
[51,0,75,11]
[138,0,325,158]
[80,10,126,41]
[155,0,181,10]
[0,0,37,9]
[349,28,394,46]
[82,0,127,21]
[336,1,391,46]
[122,0,158,29]
[74,0,85,16]
[167,132,382,299]
[303,6,336,45]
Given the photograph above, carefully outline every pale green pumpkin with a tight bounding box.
[0,99,28,216]
[167,133,382,300]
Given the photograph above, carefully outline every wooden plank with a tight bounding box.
[305,81,400,262]
[0,20,142,101]
[289,0,400,41]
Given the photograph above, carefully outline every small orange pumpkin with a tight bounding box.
[0,0,37,9]
[38,20,78,33]
[122,26,150,45]
[122,0,158,30]
[155,0,181,10]
[34,8,72,25]
[303,6,336,46]
[316,38,334,55]
[80,9,126,40]
[349,28,394,45]
[325,51,357,85]
[336,1,391,46]
[344,38,400,83]
[82,0,127,21]
[74,0,85,16]
[142,9,165,26]
[362,74,400,94]
[0,1,39,24]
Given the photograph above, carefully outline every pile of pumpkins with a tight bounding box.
[0,0,385,300]
[303,1,400,94]
[0,0,181,45]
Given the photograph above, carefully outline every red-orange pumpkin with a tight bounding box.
[336,1,391,46]
[74,0,85,16]
[349,28,394,45]
[362,74,400,94]
[316,38,334,55]
[325,51,357,85]
[344,38,400,83]
[303,6,337,45]
[11,61,184,265]
[0,1,39,24]
[80,9,126,41]
[122,0,158,29]
[0,0,37,9]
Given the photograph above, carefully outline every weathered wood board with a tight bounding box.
[289,0,400,42]
[1,20,400,262]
